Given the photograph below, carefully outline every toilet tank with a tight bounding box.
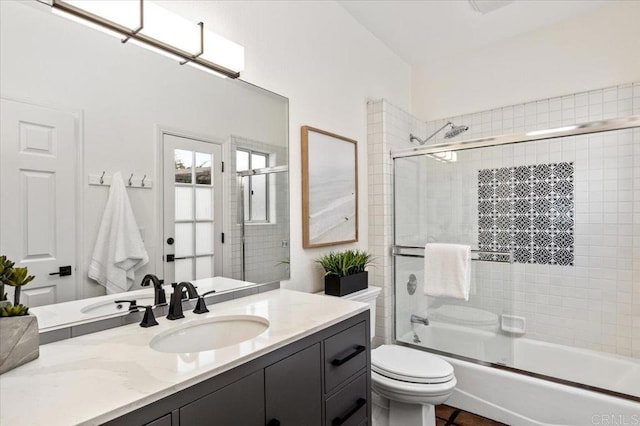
[318,287,381,341]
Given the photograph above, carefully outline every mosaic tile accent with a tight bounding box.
[477,162,574,265]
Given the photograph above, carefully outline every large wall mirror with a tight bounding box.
[0,1,289,326]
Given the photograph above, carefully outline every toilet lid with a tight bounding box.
[372,345,455,384]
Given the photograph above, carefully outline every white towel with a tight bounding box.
[424,243,471,301]
[88,172,149,294]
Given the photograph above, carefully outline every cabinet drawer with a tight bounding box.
[324,321,367,393]
[325,373,367,426]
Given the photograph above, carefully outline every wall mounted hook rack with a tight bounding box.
[88,172,153,189]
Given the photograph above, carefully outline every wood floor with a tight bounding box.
[435,405,508,426]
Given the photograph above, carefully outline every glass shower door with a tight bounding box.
[393,153,516,366]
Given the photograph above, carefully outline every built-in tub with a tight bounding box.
[401,322,640,425]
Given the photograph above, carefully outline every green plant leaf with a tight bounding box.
[315,249,374,278]
[5,267,35,288]
[0,303,29,317]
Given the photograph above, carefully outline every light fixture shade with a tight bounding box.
[140,2,200,54]
[201,32,245,73]
[64,0,141,30]
[51,0,244,78]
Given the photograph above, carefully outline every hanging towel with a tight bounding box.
[424,243,471,301]
[88,172,149,294]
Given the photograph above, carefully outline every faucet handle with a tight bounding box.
[193,290,217,314]
[139,305,159,328]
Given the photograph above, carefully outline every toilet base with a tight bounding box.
[389,399,436,426]
[373,392,437,426]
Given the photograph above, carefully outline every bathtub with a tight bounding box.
[401,322,640,425]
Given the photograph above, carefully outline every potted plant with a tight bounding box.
[0,255,39,374]
[316,249,374,296]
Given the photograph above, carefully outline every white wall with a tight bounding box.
[412,1,640,121]
[161,1,412,292]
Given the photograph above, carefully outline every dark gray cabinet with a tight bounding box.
[105,311,370,426]
[180,370,264,426]
[144,413,172,426]
[265,343,322,426]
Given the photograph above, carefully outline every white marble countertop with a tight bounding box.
[0,289,368,425]
[30,276,258,331]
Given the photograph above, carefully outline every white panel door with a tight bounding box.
[0,98,77,306]
[163,133,223,283]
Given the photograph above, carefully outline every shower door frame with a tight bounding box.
[390,114,640,403]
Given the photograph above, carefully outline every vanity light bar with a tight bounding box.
[51,0,241,79]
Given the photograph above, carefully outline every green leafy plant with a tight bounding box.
[316,250,374,278]
[1,303,29,317]
[0,255,15,302]
[0,256,35,317]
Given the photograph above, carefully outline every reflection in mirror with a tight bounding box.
[0,0,289,329]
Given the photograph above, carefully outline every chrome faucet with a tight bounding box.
[140,274,166,306]
[167,281,199,320]
[410,314,429,326]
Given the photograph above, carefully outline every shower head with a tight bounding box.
[445,123,469,139]
[410,121,470,145]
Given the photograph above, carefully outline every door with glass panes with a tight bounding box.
[163,133,223,283]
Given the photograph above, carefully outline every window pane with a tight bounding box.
[195,187,213,220]
[175,258,193,282]
[175,187,194,221]
[195,222,213,255]
[195,152,212,185]
[175,223,194,257]
[236,150,249,171]
[195,256,213,279]
[251,174,267,221]
[174,149,192,183]
[252,152,267,169]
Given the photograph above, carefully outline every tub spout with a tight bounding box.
[410,314,429,326]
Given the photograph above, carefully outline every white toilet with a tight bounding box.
[340,287,457,426]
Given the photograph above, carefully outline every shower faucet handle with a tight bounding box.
[410,314,429,326]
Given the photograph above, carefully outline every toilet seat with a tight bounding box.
[372,345,455,384]
[372,369,457,405]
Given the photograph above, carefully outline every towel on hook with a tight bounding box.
[424,243,471,301]
[89,172,149,294]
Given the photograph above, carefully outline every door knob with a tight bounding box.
[49,265,72,276]
[167,237,175,245]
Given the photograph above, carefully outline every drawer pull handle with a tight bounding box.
[267,419,280,426]
[331,345,365,366]
[332,397,366,426]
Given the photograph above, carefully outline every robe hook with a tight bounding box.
[141,175,146,187]
[100,171,106,184]
[128,173,134,186]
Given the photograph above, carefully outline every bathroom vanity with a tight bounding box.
[0,290,370,426]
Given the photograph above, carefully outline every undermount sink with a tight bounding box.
[81,296,155,315]
[150,315,269,353]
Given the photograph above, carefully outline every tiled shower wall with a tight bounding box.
[368,82,640,357]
